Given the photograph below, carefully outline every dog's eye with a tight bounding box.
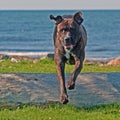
[70,28,75,32]
[61,28,68,33]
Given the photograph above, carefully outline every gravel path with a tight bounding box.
[0,73,120,107]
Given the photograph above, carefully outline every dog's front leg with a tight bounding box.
[55,58,68,104]
[67,51,85,90]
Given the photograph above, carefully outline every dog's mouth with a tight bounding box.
[64,44,75,50]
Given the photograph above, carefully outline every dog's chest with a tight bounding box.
[64,50,71,59]
[64,50,75,64]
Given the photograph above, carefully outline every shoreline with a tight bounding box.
[0,51,115,61]
[0,52,53,58]
[0,52,120,65]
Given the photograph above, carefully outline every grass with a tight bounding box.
[0,58,120,119]
[0,58,120,73]
[0,103,120,120]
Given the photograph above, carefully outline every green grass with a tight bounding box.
[0,58,120,73]
[0,103,120,120]
[0,58,120,119]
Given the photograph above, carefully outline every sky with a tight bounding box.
[0,0,120,10]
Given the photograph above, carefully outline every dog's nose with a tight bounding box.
[64,38,71,45]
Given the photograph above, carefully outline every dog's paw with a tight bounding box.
[60,94,69,104]
[67,81,75,90]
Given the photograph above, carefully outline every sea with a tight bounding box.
[0,10,120,60]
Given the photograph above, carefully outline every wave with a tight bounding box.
[0,52,54,58]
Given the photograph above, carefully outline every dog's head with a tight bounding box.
[50,11,83,50]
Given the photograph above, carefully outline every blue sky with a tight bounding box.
[0,0,119,10]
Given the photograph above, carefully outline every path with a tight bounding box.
[0,73,120,107]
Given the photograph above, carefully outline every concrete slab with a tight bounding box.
[0,73,120,107]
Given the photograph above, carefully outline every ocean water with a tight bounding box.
[0,10,120,60]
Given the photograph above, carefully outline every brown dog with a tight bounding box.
[50,11,87,104]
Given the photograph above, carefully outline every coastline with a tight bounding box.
[0,52,120,66]
[0,52,54,58]
[0,51,114,60]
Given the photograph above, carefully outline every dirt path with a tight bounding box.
[0,73,120,107]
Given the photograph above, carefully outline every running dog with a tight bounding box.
[50,11,87,104]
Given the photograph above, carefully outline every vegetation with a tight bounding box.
[0,58,120,73]
[0,103,120,120]
[0,58,120,119]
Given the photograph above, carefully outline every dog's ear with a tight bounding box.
[73,11,83,25]
[50,15,63,25]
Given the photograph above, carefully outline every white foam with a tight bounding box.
[0,52,54,58]
[85,57,113,63]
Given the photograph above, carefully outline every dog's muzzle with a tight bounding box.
[63,37,75,50]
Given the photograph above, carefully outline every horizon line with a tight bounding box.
[0,8,119,11]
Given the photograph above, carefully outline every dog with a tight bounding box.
[50,11,87,104]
